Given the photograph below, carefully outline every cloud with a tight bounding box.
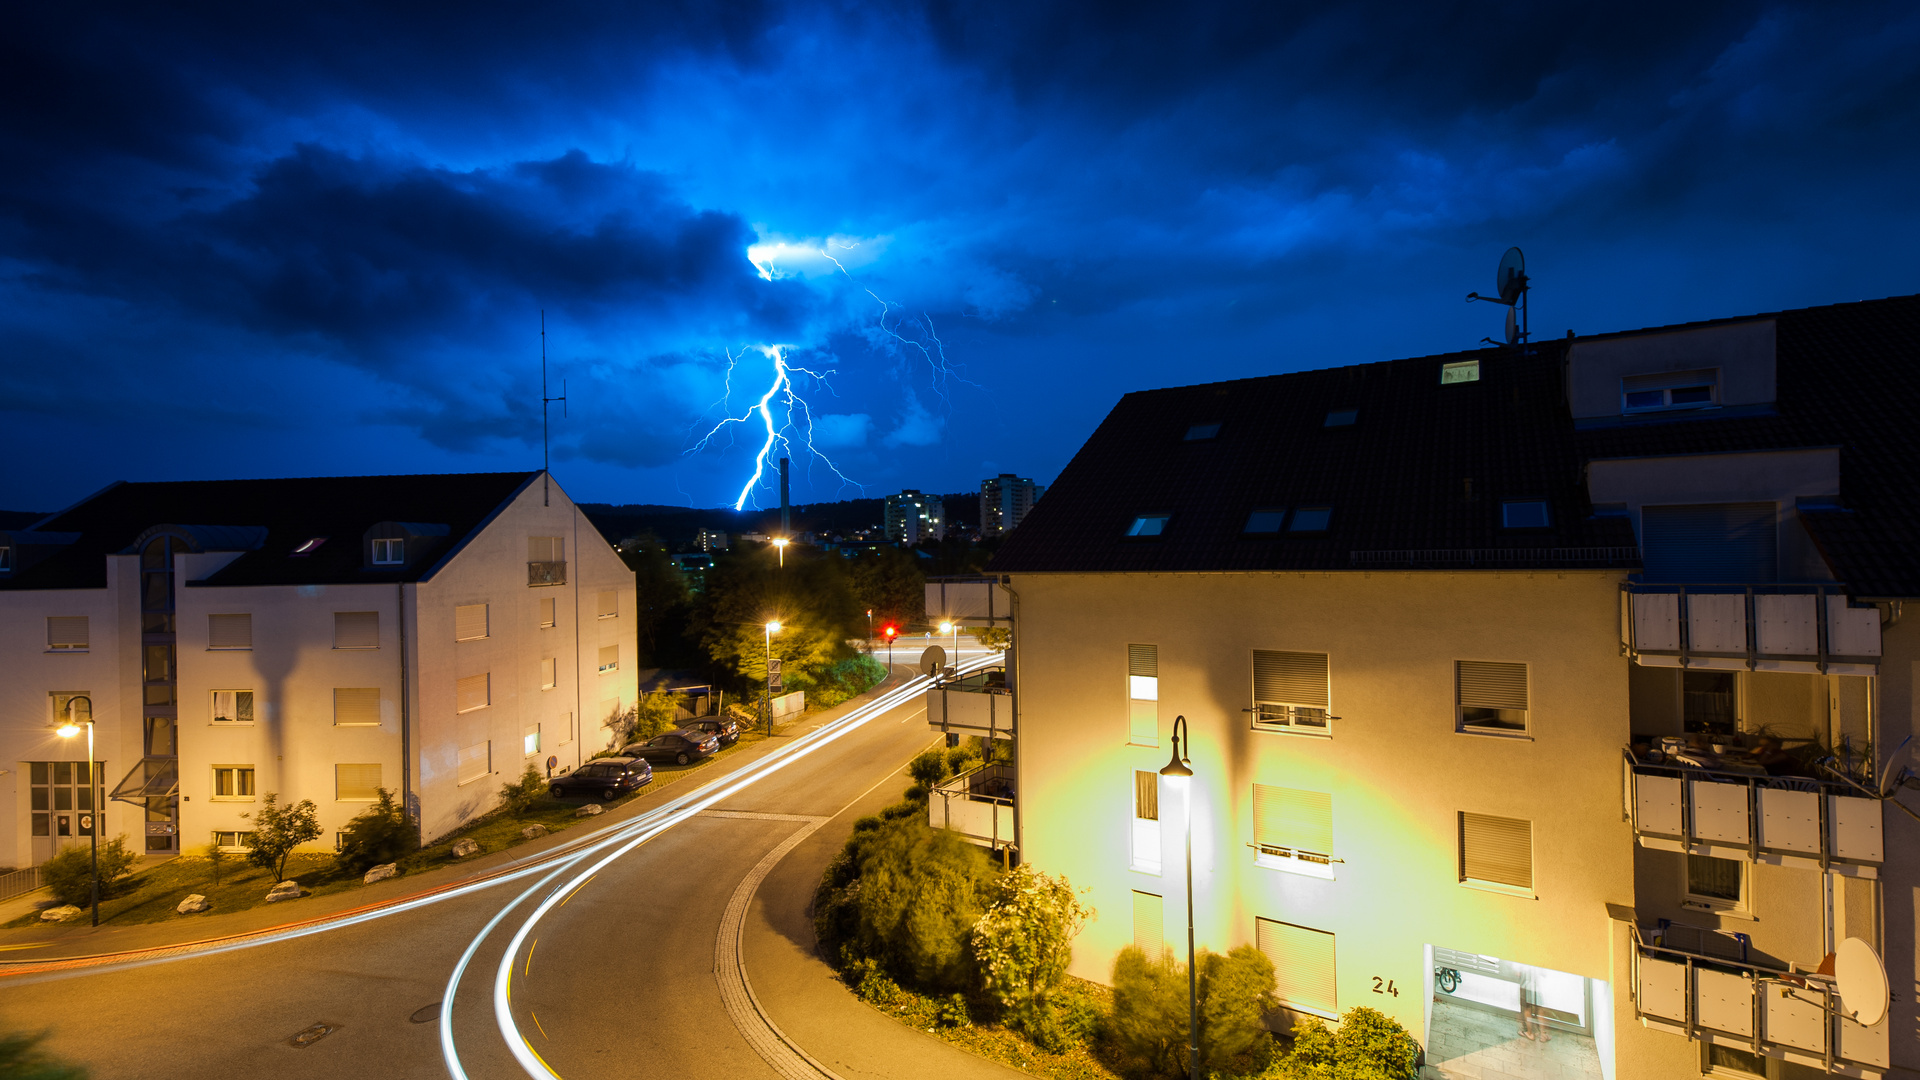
[881,394,944,448]
[811,412,873,448]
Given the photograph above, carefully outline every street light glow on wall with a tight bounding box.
[1159,714,1198,1080]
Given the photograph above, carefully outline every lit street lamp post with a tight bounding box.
[763,621,782,737]
[56,695,100,927]
[939,620,959,667]
[1159,715,1197,1080]
[773,536,789,568]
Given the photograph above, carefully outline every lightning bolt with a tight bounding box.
[686,344,860,511]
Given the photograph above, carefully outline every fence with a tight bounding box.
[0,865,44,902]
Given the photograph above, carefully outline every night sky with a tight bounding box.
[5,3,1918,514]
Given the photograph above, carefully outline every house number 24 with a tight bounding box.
[1370,976,1399,997]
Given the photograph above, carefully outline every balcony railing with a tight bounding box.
[928,762,1016,852]
[1624,749,1883,877]
[927,667,1013,740]
[1630,921,1889,1072]
[1622,583,1881,675]
[527,560,567,586]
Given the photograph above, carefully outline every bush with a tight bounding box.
[633,688,688,741]
[336,789,417,873]
[908,749,951,792]
[814,815,1001,994]
[243,793,322,881]
[972,866,1091,1048]
[1277,1008,1420,1080]
[0,1028,88,1079]
[499,764,546,817]
[1107,944,1279,1079]
[42,836,138,907]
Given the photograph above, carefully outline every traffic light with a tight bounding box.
[883,624,898,640]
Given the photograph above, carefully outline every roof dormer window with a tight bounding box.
[1127,515,1171,537]
[1622,369,1717,413]
[371,538,404,565]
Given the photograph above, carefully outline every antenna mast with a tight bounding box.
[540,310,567,506]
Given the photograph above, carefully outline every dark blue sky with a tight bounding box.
[6,3,1919,513]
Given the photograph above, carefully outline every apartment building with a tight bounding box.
[928,295,1917,1080]
[0,470,636,864]
[980,474,1045,538]
[884,490,946,545]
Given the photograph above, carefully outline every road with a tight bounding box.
[0,661,1000,1079]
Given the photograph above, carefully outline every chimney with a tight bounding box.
[779,457,791,535]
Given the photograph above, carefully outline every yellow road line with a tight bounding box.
[525,938,537,978]
[559,874,597,908]
[0,943,52,953]
[531,1010,550,1041]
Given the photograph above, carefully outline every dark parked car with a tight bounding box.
[620,729,720,766]
[684,716,741,747]
[549,757,652,801]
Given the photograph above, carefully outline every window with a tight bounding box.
[457,742,491,786]
[47,616,89,651]
[211,690,255,724]
[455,603,489,641]
[524,725,541,756]
[1257,918,1337,1018]
[1288,507,1331,532]
[1501,500,1550,529]
[334,687,381,726]
[1128,644,1159,745]
[1683,670,1738,736]
[1623,368,1717,413]
[212,830,255,852]
[1456,660,1529,735]
[1459,811,1533,891]
[212,766,256,800]
[291,537,327,556]
[336,763,381,801]
[528,537,566,586]
[541,657,557,690]
[1132,891,1164,957]
[1323,408,1358,427]
[539,597,556,628]
[1243,510,1287,534]
[1126,515,1170,537]
[1252,650,1330,733]
[1440,359,1480,384]
[1684,853,1748,913]
[0,544,10,571]
[598,645,619,674]
[1183,422,1221,441]
[1253,785,1334,874]
[1132,771,1161,874]
[208,613,252,650]
[597,590,618,619]
[51,692,93,727]
[334,611,379,649]
[558,711,575,746]
[371,537,404,565]
[456,673,490,713]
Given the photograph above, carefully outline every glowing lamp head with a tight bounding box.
[939,621,954,635]
[1160,715,1194,786]
[766,621,782,634]
[773,537,789,549]
[56,723,81,739]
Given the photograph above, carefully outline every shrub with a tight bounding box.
[1277,1008,1420,1080]
[0,1028,89,1080]
[1107,944,1279,1079]
[1198,946,1279,1075]
[814,815,1001,994]
[499,764,546,817]
[972,866,1091,1048]
[243,793,322,881]
[336,789,417,873]
[908,749,951,792]
[42,836,138,907]
[633,688,688,741]
[944,743,981,777]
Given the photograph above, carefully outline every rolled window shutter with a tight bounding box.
[1253,651,1328,707]
[599,645,618,672]
[539,597,556,627]
[541,657,556,688]
[1457,661,1528,711]
[597,590,617,618]
[334,611,379,649]
[334,688,381,726]
[1459,811,1533,889]
[47,616,89,648]
[335,763,382,800]
[209,614,252,649]
[1134,771,1159,821]
[1127,644,1158,678]
[456,673,490,713]
[1132,892,1164,957]
[1258,918,1337,1016]
[457,742,491,784]
[455,604,488,641]
[1253,785,1333,856]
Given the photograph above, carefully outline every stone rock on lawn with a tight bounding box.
[40,905,82,922]
[450,838,481,858]
[520,824,549,839]
[363,863,399,884]
[574,804,603,818]
[176,894,211,914]
[264,880,304,903]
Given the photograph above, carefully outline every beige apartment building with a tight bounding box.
[928,295,1917,1079]
[0,470,635,865]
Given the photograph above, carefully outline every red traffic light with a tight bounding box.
[883,625,898,639]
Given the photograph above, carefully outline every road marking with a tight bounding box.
[558,876,596,908]
[525,938,537,977]
[700,810,829,823]
[0,943,51,952]
[898,707,926,724]
[531,1011,549,1041]
[715,820,842,1080]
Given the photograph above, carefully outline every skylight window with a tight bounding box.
[1324,409,1358,427]
[1501,501,1550,529]
[1127,515,1171,537]
[1440,360,1480,385]
[1184,423,1222,441]
[1243,510,1287,534]
[291,537,327,557]
[1622,369,1717,413]
[1288,507,1332,532]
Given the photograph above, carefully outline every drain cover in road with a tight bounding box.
[289,1022,340,1048]
[410,1002,443,1024]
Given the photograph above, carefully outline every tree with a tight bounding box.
[813,816,1001,993]
[618,530,695,666]
[971,866,1091,1048]
[692,546,865,694]
[633,688,689,740]
[499,765,546,817]
[336,789,416,873]
[42,836,138,907]
[966,626,1011,652]
[848,546,925,629]
[1107,944,1279,1079]
[243,793,322,882]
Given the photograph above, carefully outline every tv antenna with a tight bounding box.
[540,310,567,506]
[1466,246,1530,351]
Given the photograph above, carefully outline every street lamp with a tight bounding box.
[939,620,958,665]
[773,536,789,568]
[866,609,873,652]
[57,696,101,928]
[764,621,782,737]
[1159,714,1197,1080]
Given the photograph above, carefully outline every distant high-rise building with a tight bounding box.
[696,529,729,552]
[980,474,1045,537]
[884,490,945,544]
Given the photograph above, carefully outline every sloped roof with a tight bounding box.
[1,472,538,590]
[992,292,1920,596]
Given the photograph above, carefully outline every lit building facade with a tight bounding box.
[962,297,1916,1080]
[980,474,1044,537]
[884,490,945,545]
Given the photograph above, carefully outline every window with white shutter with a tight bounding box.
[539,597,556,628]
[46,616,89,650]
[455,604,489,641]
[1257,918,1337,1018]
[1251,650,1330,733]
[1253,785,1334,871]
[1457,660,1529,735]
[523,724,541,756]
[457,742,491,785]
[456,673,490,713]
[1128,645,1159,745]
[1458,811,1533,891]
[541,657,557,690]
[334,611,379,649]
[597,590,617,619]
[598,645,618,674]
[1132,770,1161,873]
[208,613,252,650]
[336,763,382,801]
[1132,891,1164,958]
[333,687,381,726]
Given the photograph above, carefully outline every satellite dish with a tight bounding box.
[1835,937,1890,1027]
[1496,247,1527,304]
[1878,734,1912,797]
[1505,305,1518,345]
[919,645,947,677]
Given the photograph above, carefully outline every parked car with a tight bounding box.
[549,757,652,801]
[620,729,721,766]
[684,716,741,747]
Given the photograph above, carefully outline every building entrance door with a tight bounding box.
[28,761,103,865]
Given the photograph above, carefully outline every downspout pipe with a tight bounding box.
[399,582,415,841]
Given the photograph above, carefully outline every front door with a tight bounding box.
[28,761,103,865]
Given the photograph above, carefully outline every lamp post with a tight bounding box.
[1159,714,1197,1080]
[56,696,100,928]
[866,609,873,652]
[939,620,958,666]
[773,536,789,568]
[764,621,781,737]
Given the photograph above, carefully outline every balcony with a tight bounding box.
[925,576,1011,625]
[927,667,1014,740]
[1630,920,1889,1073]
[1624,750,1883,877]
[527,560,567,586]
[1622,583,1881,675]
[928,762,1015,852]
